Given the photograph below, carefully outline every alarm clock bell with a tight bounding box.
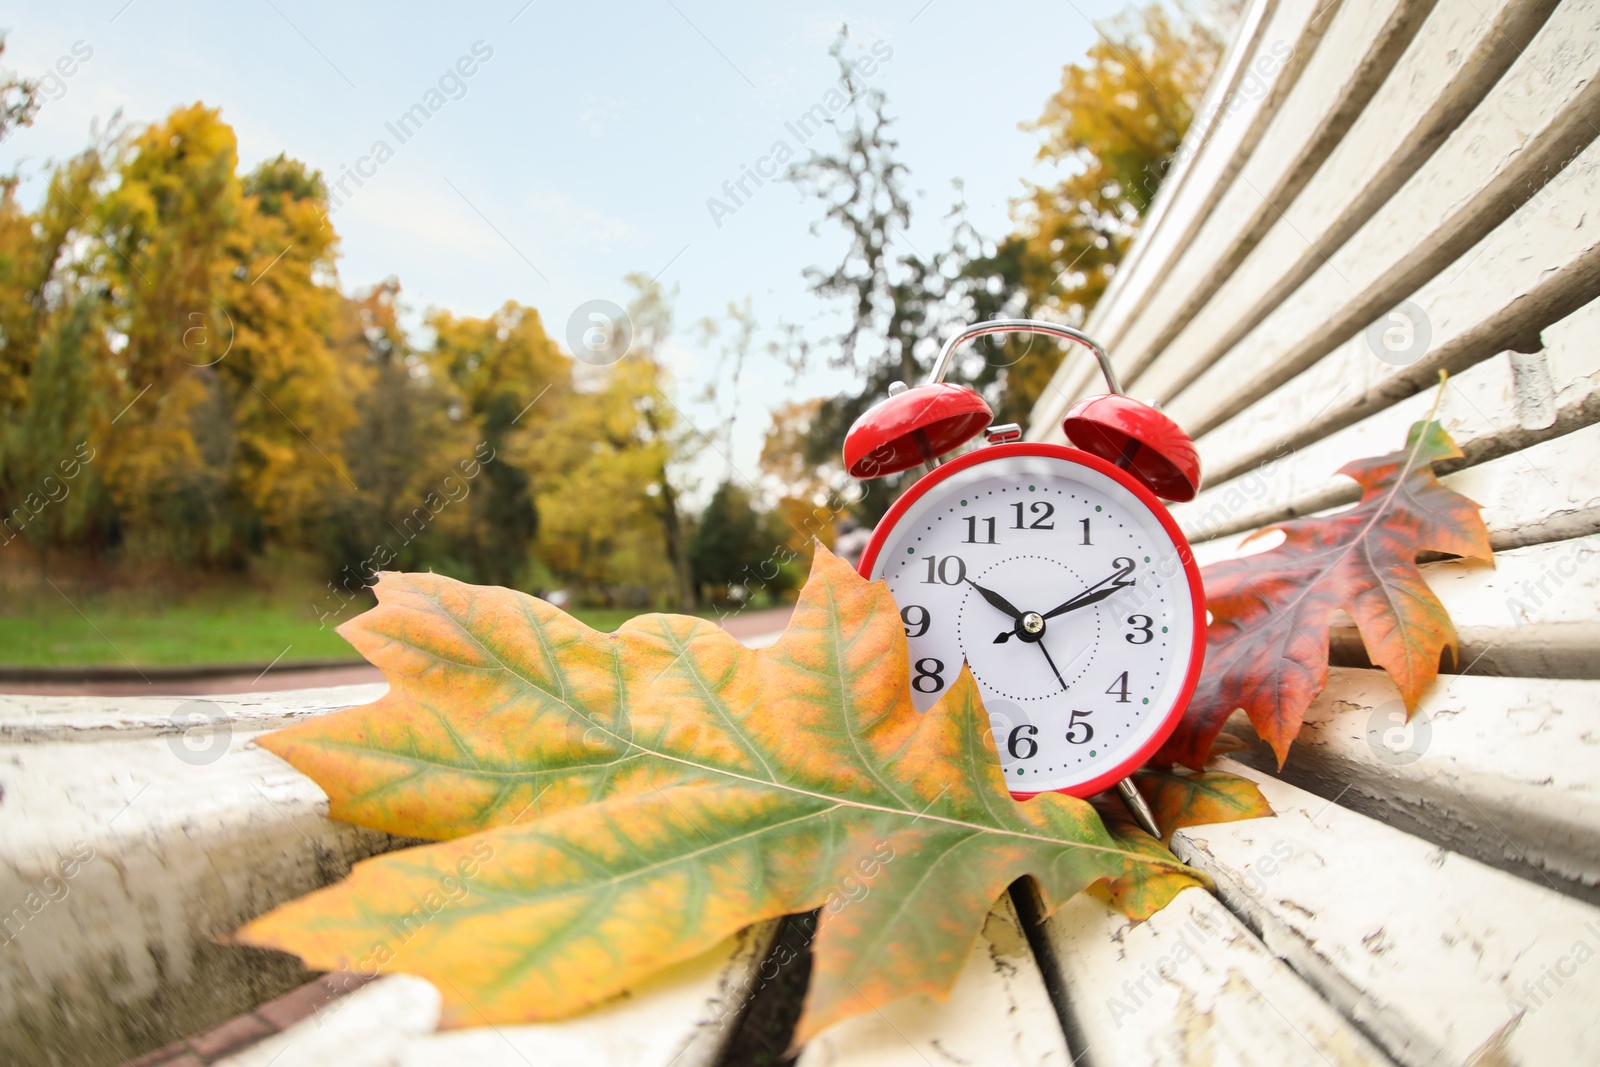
[841,319,1201,502]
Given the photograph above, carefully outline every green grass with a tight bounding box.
[0,597,700,669]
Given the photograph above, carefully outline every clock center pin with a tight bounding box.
[1021,612,1045,635]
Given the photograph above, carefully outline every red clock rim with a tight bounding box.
[855,440,1206,802]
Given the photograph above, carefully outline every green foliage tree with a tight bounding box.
[687,479,770,603]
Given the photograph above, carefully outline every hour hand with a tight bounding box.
[964,578,1022,621]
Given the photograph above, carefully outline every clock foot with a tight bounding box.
[1116,778,1161,839]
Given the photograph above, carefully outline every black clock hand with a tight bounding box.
[994,563,1136,643]
[1041,561,1136,620]
[1042,582,1128,619]
[964,578,1023,621]
[1037,638,1069,692]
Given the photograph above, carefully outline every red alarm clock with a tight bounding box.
[844,320,1205,832]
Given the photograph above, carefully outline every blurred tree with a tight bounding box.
[0,36,41,145]
[622,274,699,611]
[524,357,673,602]
[759,399,831,503]
[321,279,474,578]
[687,479,768,603]
[83,105,354,564]
[790,4,1231,499]
[227,151,352,541]
[966,2,1229,424]
[784,32,985,525]
[426,302,567,588]
[0,143,108,559]
[0,98,697,611]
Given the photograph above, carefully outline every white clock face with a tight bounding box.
[865,451,1199,794]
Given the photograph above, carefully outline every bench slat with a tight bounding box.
[1107,0,1449,390]
[1222,668,1600,900]
[0,698,401,1066]
[1110,0,1559,421]
[1184,416,1600,555]
[1174,295,1600,543]
[1156,0,1600,436]
[1192,531,1600,680]
[1437,419,1600,550]
[0,683,389,744]
[1174,129,1600,489]
[213,976,440,1067]
[1030,884,1396,1066]
[1174,760,1600,1067]
[1033,0,1337,422]
[388,925,779,1067]
[795,894,1072,1067]
[1071,0,1288,348]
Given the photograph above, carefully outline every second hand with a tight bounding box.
[1038,639,1068,691]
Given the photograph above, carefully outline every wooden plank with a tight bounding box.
[1173,295,1600,544]
[1440,419,1600,550]
[1072,0,1282,342]
[210,923,779,1067]
[384,925,779,1067]
[0,682,388,743]
[207,877,1064,1066]
[1182,411,1600,555]
[1173,761,1600,1067]
[1176,128,1600,488]
[1107,0,1451,392]
[795,893,1072,1067]
[1181,405,1600,557]
[1191,530,1600,679]
[1031,0,1337,431]
[1156,0,1600,436]
[213,975,440,1067]
[1220,669,1600,902]
[0,683,785,1067]
[0,690,405,1067]
[1120,0,1555,415]
[1029,884,1396,1066]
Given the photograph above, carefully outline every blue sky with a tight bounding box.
[0,0,1121,499]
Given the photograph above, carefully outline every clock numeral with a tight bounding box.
[1006,724,1039,760]
[912,657,946,694]
[962,516,998,544]
[1010,500,1055,530]
[1065,709,1094,745]
[1105,671,1131,703]
[900,605,930,639]
[920,555,967,585]
[1112,556,1136,582]
[1079,517,1091,545]
[1125,615,1154,644]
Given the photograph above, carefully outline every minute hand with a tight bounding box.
[1041,572,1135,620]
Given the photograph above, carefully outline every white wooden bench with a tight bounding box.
[5,0,1599,1061]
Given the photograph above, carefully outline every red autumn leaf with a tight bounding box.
[1161,419,1492,769]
